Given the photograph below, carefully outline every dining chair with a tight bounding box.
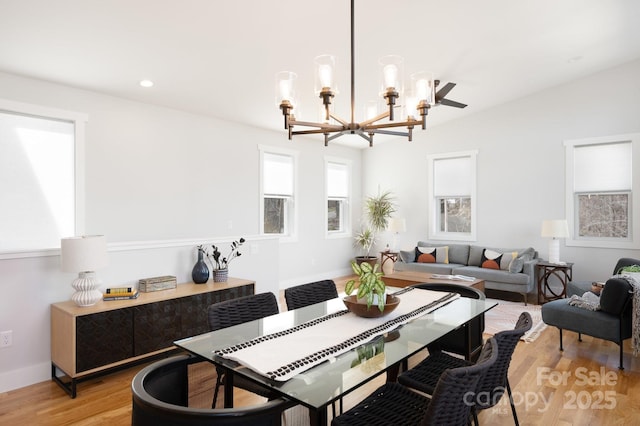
[398,311,532,425]
[207,292,281,408]
[331,337,499,426]
[131,354,294,426]
[284,279,339,310]
[411,282,486,361]
[284,279,342,416]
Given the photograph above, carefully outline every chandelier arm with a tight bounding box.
[328,113,350,127]
[289,120,345,130]
[367,129,409,137]
[363,119,420,130]
[292,128,343,136]
[327,131,350,142]
[359,111,391,127]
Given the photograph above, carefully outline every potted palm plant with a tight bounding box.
[354,190,396,267]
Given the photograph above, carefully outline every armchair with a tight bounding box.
[542,276,634,369]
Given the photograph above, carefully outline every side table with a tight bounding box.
[380,251,399,275]
[536,261,573,304]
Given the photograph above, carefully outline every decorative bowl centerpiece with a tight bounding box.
[343,294,400,318]
[344,260,400,317]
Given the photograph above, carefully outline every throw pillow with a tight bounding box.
[399,250,414,263]
[481,249,516,270]
[508,255,525,273]
[415,246,449,264]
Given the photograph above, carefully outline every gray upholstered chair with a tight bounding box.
[131,354,294,426]
[542,276,634,369]
[566,257,640,297]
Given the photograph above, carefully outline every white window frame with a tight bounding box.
[0,99,87,258]
[427,150,477,241]
[258,145,298,242]
[325,156,351,238]
[565,133,640,249]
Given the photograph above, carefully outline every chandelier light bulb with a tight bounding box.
[318,64,333,89]
[383,64,398,89]
[416,79,429,100]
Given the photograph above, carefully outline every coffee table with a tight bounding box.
[382,270,485,292]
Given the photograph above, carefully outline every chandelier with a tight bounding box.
[276,0,466,147]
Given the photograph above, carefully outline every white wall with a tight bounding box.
[0,71,361,392]
[362,59,640,282]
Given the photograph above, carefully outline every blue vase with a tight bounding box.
[192,250,209,284]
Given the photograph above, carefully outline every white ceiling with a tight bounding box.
[1,0,640,148]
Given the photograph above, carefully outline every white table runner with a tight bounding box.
[215,288,460,381]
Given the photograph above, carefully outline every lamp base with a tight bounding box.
[71,271,102,307]
[548,238,560,264]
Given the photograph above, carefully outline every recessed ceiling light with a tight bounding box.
[567,56,583,63]
[139,79,154,88]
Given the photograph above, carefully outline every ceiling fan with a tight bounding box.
[434,80,467,109]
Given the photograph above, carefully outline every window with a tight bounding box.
[565,133,640,249]
[428,151,477,241]
[0,100,87,254]
[259,146,297,238]
[325,158,351,235]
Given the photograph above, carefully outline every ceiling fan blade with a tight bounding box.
[435,82,456,100]
[438,98,467,109]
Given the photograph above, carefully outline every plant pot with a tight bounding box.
[343,294,400,318]
[212,268,229,283]
[355,256,378,269]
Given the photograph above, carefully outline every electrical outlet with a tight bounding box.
[0,330,12,348]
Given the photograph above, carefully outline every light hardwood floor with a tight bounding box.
[2,277,639,425]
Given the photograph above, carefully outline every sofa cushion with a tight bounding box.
[415,246,449,264]
[419,242,469,265]
[453,266,530,286]
[395,261,459,275]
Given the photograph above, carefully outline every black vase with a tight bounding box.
[192,250,209,284]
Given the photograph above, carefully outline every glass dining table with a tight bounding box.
[174,289,497,426]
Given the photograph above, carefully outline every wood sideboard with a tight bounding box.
[50,278,255,397]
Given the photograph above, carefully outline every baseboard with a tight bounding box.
[0,361,50,393]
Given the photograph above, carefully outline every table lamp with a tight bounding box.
[61,235,108,306]
[541,220,569,264]
[387,217,406,251]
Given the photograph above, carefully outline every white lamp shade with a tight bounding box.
[541,220,570,239]
[388,218,407,233]
[61,235,108,272]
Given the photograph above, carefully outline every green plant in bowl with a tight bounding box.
[345,260,386,311]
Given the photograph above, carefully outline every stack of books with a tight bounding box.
[103,287,139,301]
[138,275,177,292]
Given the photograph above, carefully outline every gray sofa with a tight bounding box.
[395,241,538,304]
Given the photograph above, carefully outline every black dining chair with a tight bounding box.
[331,337,499,426]
[131,354,294,426]
[284,279,339,310]
[398,311,532,425]
[412,282,486,361]
[207,292,281,408]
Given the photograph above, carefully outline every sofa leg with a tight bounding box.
[619,344,624,370]
[522,293,527,306]
[559,328,563,351]
[578,332,582,342]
